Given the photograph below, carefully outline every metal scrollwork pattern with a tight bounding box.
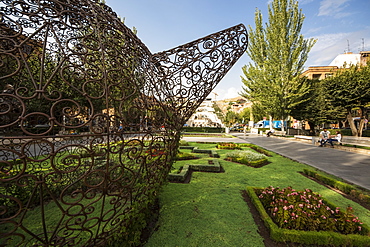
[0,0,248,245]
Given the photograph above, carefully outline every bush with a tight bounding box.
[178,140,189,146]
[175,151,197,160]
[226,150,267,167]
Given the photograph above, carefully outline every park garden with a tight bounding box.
[1,0,370,246]
[143,140,370,247]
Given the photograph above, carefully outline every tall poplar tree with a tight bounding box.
[241,0,316,130]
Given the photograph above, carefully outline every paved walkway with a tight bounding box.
[182,133,370,190]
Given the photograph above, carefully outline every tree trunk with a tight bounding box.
[357,107,367,137]
[347,110,358,136]
[358,119,365,137]
[307,121,315,136]
[281,119,285,132]
[269,115,273,130]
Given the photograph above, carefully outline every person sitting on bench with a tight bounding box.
[327,131,342,147]
[319,128,330,147]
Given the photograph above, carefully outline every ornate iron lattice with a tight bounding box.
[0,0,248,245]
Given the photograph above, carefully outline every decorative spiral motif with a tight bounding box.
[0,0,247,245]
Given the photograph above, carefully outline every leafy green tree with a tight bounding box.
[224,110,241,127]
[213,102,225,122]
[239,107,251,124]
[324,64,370,136]
[241,0,316,130]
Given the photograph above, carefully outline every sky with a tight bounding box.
[105,0,370,100]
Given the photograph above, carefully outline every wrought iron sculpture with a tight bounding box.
[0,0,248,245]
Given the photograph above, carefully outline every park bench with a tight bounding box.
[274,131,286,136]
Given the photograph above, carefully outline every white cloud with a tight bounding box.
[318,0,351,18]
[306,27,370,66]
[213,87,241,101]
[310,32,350,52]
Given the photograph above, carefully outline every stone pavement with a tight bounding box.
[182,133,370,190]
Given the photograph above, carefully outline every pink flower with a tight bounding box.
[283,206,288,210]
[274,207,278,212]
[298,204,303,208]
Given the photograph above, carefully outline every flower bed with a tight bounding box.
[247,186,370,246]
[216,142,241,150]
[226,150,268,167]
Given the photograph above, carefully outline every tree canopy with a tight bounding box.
[241,0,316,127]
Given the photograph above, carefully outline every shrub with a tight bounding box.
[226,150,267,167]
[178,140,189,146]
[175,151,197,160]
[257,186,366,235]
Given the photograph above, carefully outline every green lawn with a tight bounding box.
[145,142,370,247]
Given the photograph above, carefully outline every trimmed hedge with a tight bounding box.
[182,127,224,133]
[303,169,370,205]
[168,160,222,182]
[246,186,370,246]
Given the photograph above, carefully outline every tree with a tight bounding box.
[290,78,341,134]
[224,111,240,127]
[324,64,370,136]
[241,0,316,131]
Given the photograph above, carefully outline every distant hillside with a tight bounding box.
[215,96,251,114]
